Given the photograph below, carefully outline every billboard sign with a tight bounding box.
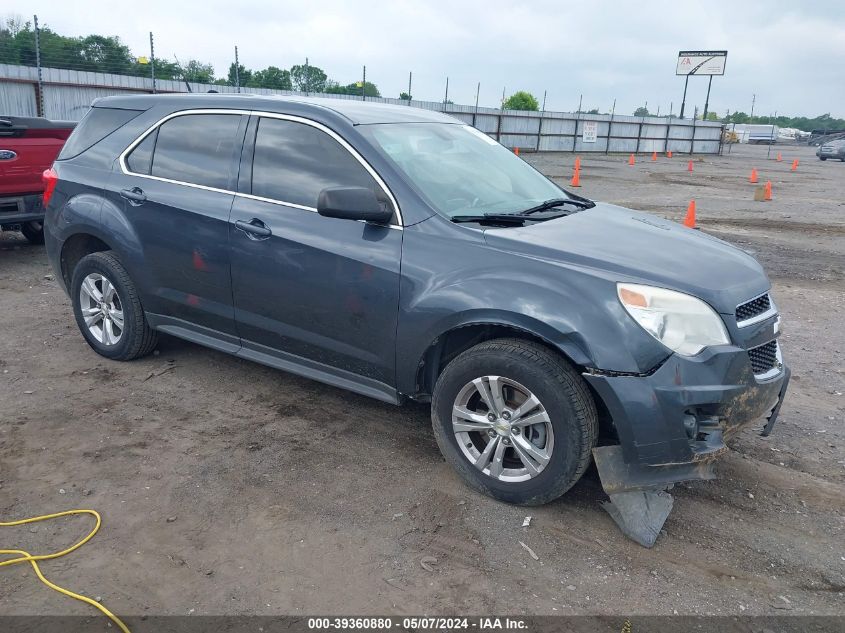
[676,50,727,76]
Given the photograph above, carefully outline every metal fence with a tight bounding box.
[0,63,724,154]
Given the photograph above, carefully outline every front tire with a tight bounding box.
[21,221,44,244]
[431,338,598,505]
[71,251,158,361]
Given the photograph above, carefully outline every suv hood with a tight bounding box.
[482,203,769,315]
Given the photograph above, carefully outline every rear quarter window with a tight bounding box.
[57,107,142,160]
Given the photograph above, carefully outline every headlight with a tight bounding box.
[617,283,730,356]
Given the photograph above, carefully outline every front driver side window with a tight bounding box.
[251,117,393,217]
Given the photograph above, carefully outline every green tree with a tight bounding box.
[227,62,251,87]
[290,63,327,92]
[399,91,411,100]
[325,81,380,97]
[249,66,291,90]
[502,91,539,111]
[633,106,650,117]
[178,59,215,84]
[586,108,600,114]
[78,35,133,73]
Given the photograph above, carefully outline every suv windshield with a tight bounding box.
[359,123,569,218]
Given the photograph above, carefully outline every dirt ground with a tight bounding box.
[1,143,843,620]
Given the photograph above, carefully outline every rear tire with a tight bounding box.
[71,251,158,361]
[431,338,598,505]
[20,221,44,244]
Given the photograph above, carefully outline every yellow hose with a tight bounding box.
[0,509,131,633]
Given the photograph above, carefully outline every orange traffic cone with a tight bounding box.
[764,180,772,201]
[687,160,694,173]
[574,156,581,171]
[776,152,782,162]
[683,200,696,228]
[667,150,673,158]
[651,151,657,161]
[749,168,758,184]
[514,147,520,156]
[628,154,636,166]
[570,166,581,187]
[791,158,798,171]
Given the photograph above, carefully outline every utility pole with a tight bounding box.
[407,71,412,104]
[750,93,756,121]
[33,14,44,117]
[362,65,366,101]
[304,57,309,95]
[501,86,506,109]
[149,32,156,94]
[443,76,449,106]
[234,46,240,93]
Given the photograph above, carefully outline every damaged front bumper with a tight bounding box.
[583,336,789,546]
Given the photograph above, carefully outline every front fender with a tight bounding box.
[395,217,670,395]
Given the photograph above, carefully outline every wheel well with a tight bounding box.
[415,324,577,399]
[414,323,616,443]
[60,234,111,288]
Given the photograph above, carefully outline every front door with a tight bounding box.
[229,115,402,391]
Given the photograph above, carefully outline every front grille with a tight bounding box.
[748,340,779,375]
[736,293,771,323]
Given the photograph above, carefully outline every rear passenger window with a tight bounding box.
[149,114,242,189]
[251,117,384,209]
[126,128,157,175]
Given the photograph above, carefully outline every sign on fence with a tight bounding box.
[676,51,728,76]
[582,121,598,143]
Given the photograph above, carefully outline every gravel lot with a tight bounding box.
[1,143,843,621]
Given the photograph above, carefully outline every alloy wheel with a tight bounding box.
[452,376,554,482]
[79,273,124,346]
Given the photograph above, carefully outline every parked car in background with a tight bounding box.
[43,95,789,547]
[0,115,75,243]
[816,139,845,161]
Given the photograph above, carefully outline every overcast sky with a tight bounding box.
[16,0,845,118]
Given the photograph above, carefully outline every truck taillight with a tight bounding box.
[42,168,58,208]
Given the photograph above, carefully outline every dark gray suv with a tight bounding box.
[44,95,788,546]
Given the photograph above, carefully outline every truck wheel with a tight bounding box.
[431,338,598,505]
[71,251,158,361]
[20,221,45,244]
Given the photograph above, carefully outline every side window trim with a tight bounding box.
[118,108,403,229]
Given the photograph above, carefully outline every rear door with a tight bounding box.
[229,114,402,390]
[109,111,247,338]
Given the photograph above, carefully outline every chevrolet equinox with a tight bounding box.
[44,95,789,546]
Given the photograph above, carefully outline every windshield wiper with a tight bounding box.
[518,197,594,216]
[451,213,527,225]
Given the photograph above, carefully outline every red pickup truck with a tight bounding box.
[1,116,76,244]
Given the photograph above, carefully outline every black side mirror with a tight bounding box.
[317,186,393,224]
